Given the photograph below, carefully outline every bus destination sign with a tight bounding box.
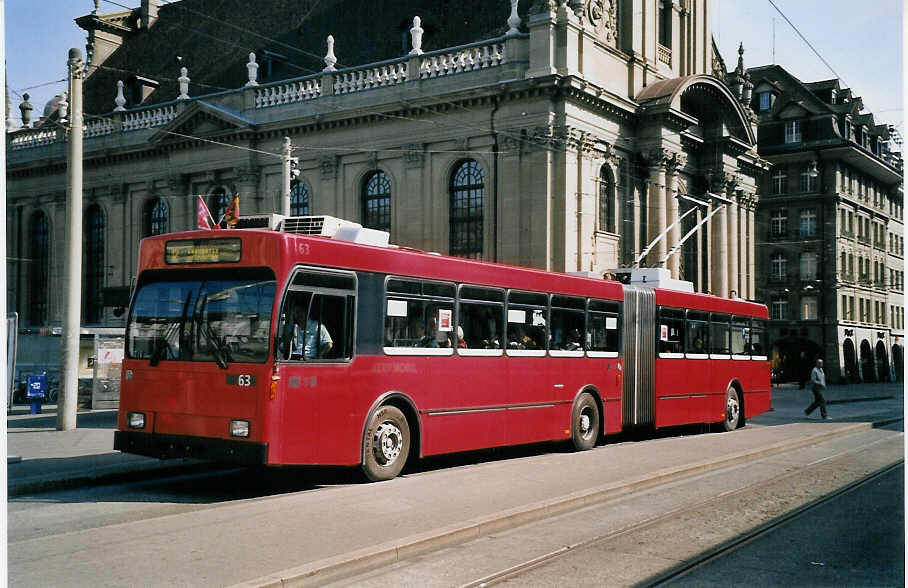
[165,238,242,264]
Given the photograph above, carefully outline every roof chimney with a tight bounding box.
[141,0,158,29]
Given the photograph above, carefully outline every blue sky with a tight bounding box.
[5,1,904,135]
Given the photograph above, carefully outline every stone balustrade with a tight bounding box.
[122,103,179,131]
[333,60,408,95]
[8,34,519,150]
[254,77,322,108]
[419,40,505,79]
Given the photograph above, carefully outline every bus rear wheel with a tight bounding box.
[721,386,741,432]
[362,405,410,481]
[571,393,600,451]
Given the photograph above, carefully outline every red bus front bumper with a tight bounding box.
[114,430,268,465]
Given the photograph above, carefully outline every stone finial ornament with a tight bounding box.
[114,80,127,111]
[409,17,424,55]
[177,67,190,100]
[245,53,259,87]
[57,91,69,122]
[324,35,337,71]
[506,0,521,35]
[19,92,33,127]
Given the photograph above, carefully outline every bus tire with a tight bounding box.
[571,392,600,451]
[721,386,741,432]
[362,405,410,481]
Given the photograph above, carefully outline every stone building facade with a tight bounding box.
[7,0,767,374]
[747,65,904,384]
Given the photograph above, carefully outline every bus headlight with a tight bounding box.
[128,412,146,429]
[229,420,250,438]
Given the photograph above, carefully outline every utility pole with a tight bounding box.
[281,137,291,216]
[58,48,83,431]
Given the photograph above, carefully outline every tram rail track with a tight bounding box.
[455,437,903,588]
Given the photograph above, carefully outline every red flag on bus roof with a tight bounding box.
[224,194,240,228]
[197,196,216,230]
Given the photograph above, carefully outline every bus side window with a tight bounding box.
[506,291,547,350]
[458,286,505,349]
[709,313,731,355]
[658,308,684,354]
[280,270,356,361]
[730,316,750,356]
[385,278,455,349]
[588,299,619,353]
[551,295,585,351]
[686,310,709,354]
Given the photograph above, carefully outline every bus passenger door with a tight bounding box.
[274,270,358,465]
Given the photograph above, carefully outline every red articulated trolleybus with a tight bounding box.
[114,216,770,481]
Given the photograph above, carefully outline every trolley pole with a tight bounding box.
[58,49,84,431]
[281,137,291,216]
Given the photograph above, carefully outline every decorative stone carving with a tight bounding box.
[245,53,259,87]
[324,35,337,72]
[529,0,557,15]
[405,143,425,168]
[234,166,260,184]
[368,151,378,170]
[177,67,190,100]
[19,93,33,127]
[409,17,424,55]
[506,0,521,35]
[114,81,126,111]
[320,155,338,180]
[587,0,618,45]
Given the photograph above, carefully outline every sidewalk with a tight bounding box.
[6,380,903,497]
[7,405,207,496]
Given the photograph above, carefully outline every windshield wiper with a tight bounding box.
[195,293,230,369]
[150,291,193,367]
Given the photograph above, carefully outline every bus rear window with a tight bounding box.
[126,268,276,364]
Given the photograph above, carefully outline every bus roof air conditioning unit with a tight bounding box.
[611,267,695,293]
[235,214,285,230]
[280,215,390,247]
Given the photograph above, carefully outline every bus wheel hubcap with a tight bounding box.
[374,422,402,464]
[727,396,739,423]
[579,411,592,438]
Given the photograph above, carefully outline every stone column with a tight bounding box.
[727,191,739,297]
[711,196,728,297]
[665,155,683,277]
[748,197,756,299]
[648,158,666,266]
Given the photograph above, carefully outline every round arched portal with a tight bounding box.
[875,341,890,382]
[842,338,858,382]
[860,339,876,383]
[892,344,903,381]
[771,337,821,384]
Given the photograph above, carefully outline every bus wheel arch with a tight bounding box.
[570,388,602,451]
[361,392,421,481]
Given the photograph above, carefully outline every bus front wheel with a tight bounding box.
[362,405,410,481]
[721,386,741,432]
[571,393,600,451]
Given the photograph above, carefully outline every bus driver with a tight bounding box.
[287,300,333,359]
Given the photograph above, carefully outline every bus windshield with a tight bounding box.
[126,268,277,365]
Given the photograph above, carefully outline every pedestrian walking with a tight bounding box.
[804,358,829,419]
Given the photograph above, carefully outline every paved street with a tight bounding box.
[6,380,903,587]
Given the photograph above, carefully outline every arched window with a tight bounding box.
[362,171,391,232]
[599,165,617,233]
[28,211,49,325]
[84,205,105,324]
[449,159,484,259]
[143,197,169,237]
[290,181,310,216]
[209,187,230,227]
